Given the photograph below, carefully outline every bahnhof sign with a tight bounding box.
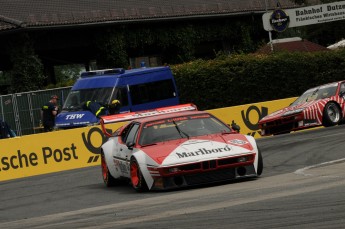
[263,1,345,32]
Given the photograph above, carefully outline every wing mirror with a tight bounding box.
[340,91,345,98]
[229,121,240,133]
[126,142,135,150]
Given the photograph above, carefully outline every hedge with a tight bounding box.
[171,49,345,110]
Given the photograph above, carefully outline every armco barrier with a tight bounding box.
[0,97,296,182]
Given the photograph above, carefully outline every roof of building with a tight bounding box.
[255,37,329,54]
[0,0,301,32]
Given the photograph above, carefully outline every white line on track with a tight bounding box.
[294,158,345,177]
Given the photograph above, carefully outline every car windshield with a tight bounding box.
[291,83,338,106]
[62,88,114,111]
[138,114,231,145]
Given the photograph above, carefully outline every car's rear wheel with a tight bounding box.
[101,151,118,187]
[256,148,263,176]
[323,102,341,127]
[130,157,148,192]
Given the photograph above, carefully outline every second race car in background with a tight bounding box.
[258,80,345,136]
[100,104,263,191]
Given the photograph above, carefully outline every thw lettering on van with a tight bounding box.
[66,114,85,120]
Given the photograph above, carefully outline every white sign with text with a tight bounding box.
[263,1,345,31]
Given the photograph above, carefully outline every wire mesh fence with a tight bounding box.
[0,87,71,136]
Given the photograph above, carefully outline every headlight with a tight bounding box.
[237,156,248,162]
[282,108,304,116]
[168,167,180,173]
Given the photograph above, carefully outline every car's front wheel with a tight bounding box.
[256,148,263,176]
[101,151,118,187]
[323,102,341,127]
[130,157,148,192]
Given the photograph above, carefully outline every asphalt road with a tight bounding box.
[1,125,345,228]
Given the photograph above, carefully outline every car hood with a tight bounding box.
[138,134,254,166]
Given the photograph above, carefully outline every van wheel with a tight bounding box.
[101,151,118,187]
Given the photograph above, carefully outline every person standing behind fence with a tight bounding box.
[41,95,59,132]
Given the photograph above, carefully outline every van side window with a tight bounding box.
[130,79,176,105]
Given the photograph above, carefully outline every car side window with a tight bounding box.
[124,123,140,145]
[340,83,345,97]
[120,124,132,143]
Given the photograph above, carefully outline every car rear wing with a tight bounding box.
[100,103,198,137]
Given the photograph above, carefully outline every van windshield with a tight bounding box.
[62,88,114,111]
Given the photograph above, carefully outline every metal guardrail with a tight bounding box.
[0,87,71,136]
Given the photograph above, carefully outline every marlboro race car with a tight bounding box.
[258,80,345,136]
[100,104,263,191]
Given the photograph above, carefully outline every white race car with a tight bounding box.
[100,104,263,191]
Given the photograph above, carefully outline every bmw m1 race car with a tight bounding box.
[100,104,263,191]
[258,80,345,136]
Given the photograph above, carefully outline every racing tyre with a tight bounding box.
[322,102,341,127]
[130,157,148,192]
[101,151,118,187]
[256,148,263,176]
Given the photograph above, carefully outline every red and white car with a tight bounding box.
[258,80,345,136]
[100,104,263,191]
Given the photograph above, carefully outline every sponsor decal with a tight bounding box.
[228,139,248,145]
[176,145,231,158]
[113,159,129,174]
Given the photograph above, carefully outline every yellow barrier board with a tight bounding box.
[0,122,123,181]
[0,97,296,182]
[209,97,297,138]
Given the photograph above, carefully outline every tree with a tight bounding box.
[7,34,46,93]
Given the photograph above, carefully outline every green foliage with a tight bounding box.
[94,29,129,69]
[93,18,264,67]
[55,64,83,83]
[171,49,345,110]
[0,71,10,85]
[7,34,46,93]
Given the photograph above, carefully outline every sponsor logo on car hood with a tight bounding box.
[140,134,253,166]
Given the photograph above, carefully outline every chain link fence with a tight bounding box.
[0,87,72,136]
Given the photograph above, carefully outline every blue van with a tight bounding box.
[55,66,179,128]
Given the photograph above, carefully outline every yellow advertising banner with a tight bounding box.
[0,97,296,182]
[0,122,124,182]
[209,97,296,138]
